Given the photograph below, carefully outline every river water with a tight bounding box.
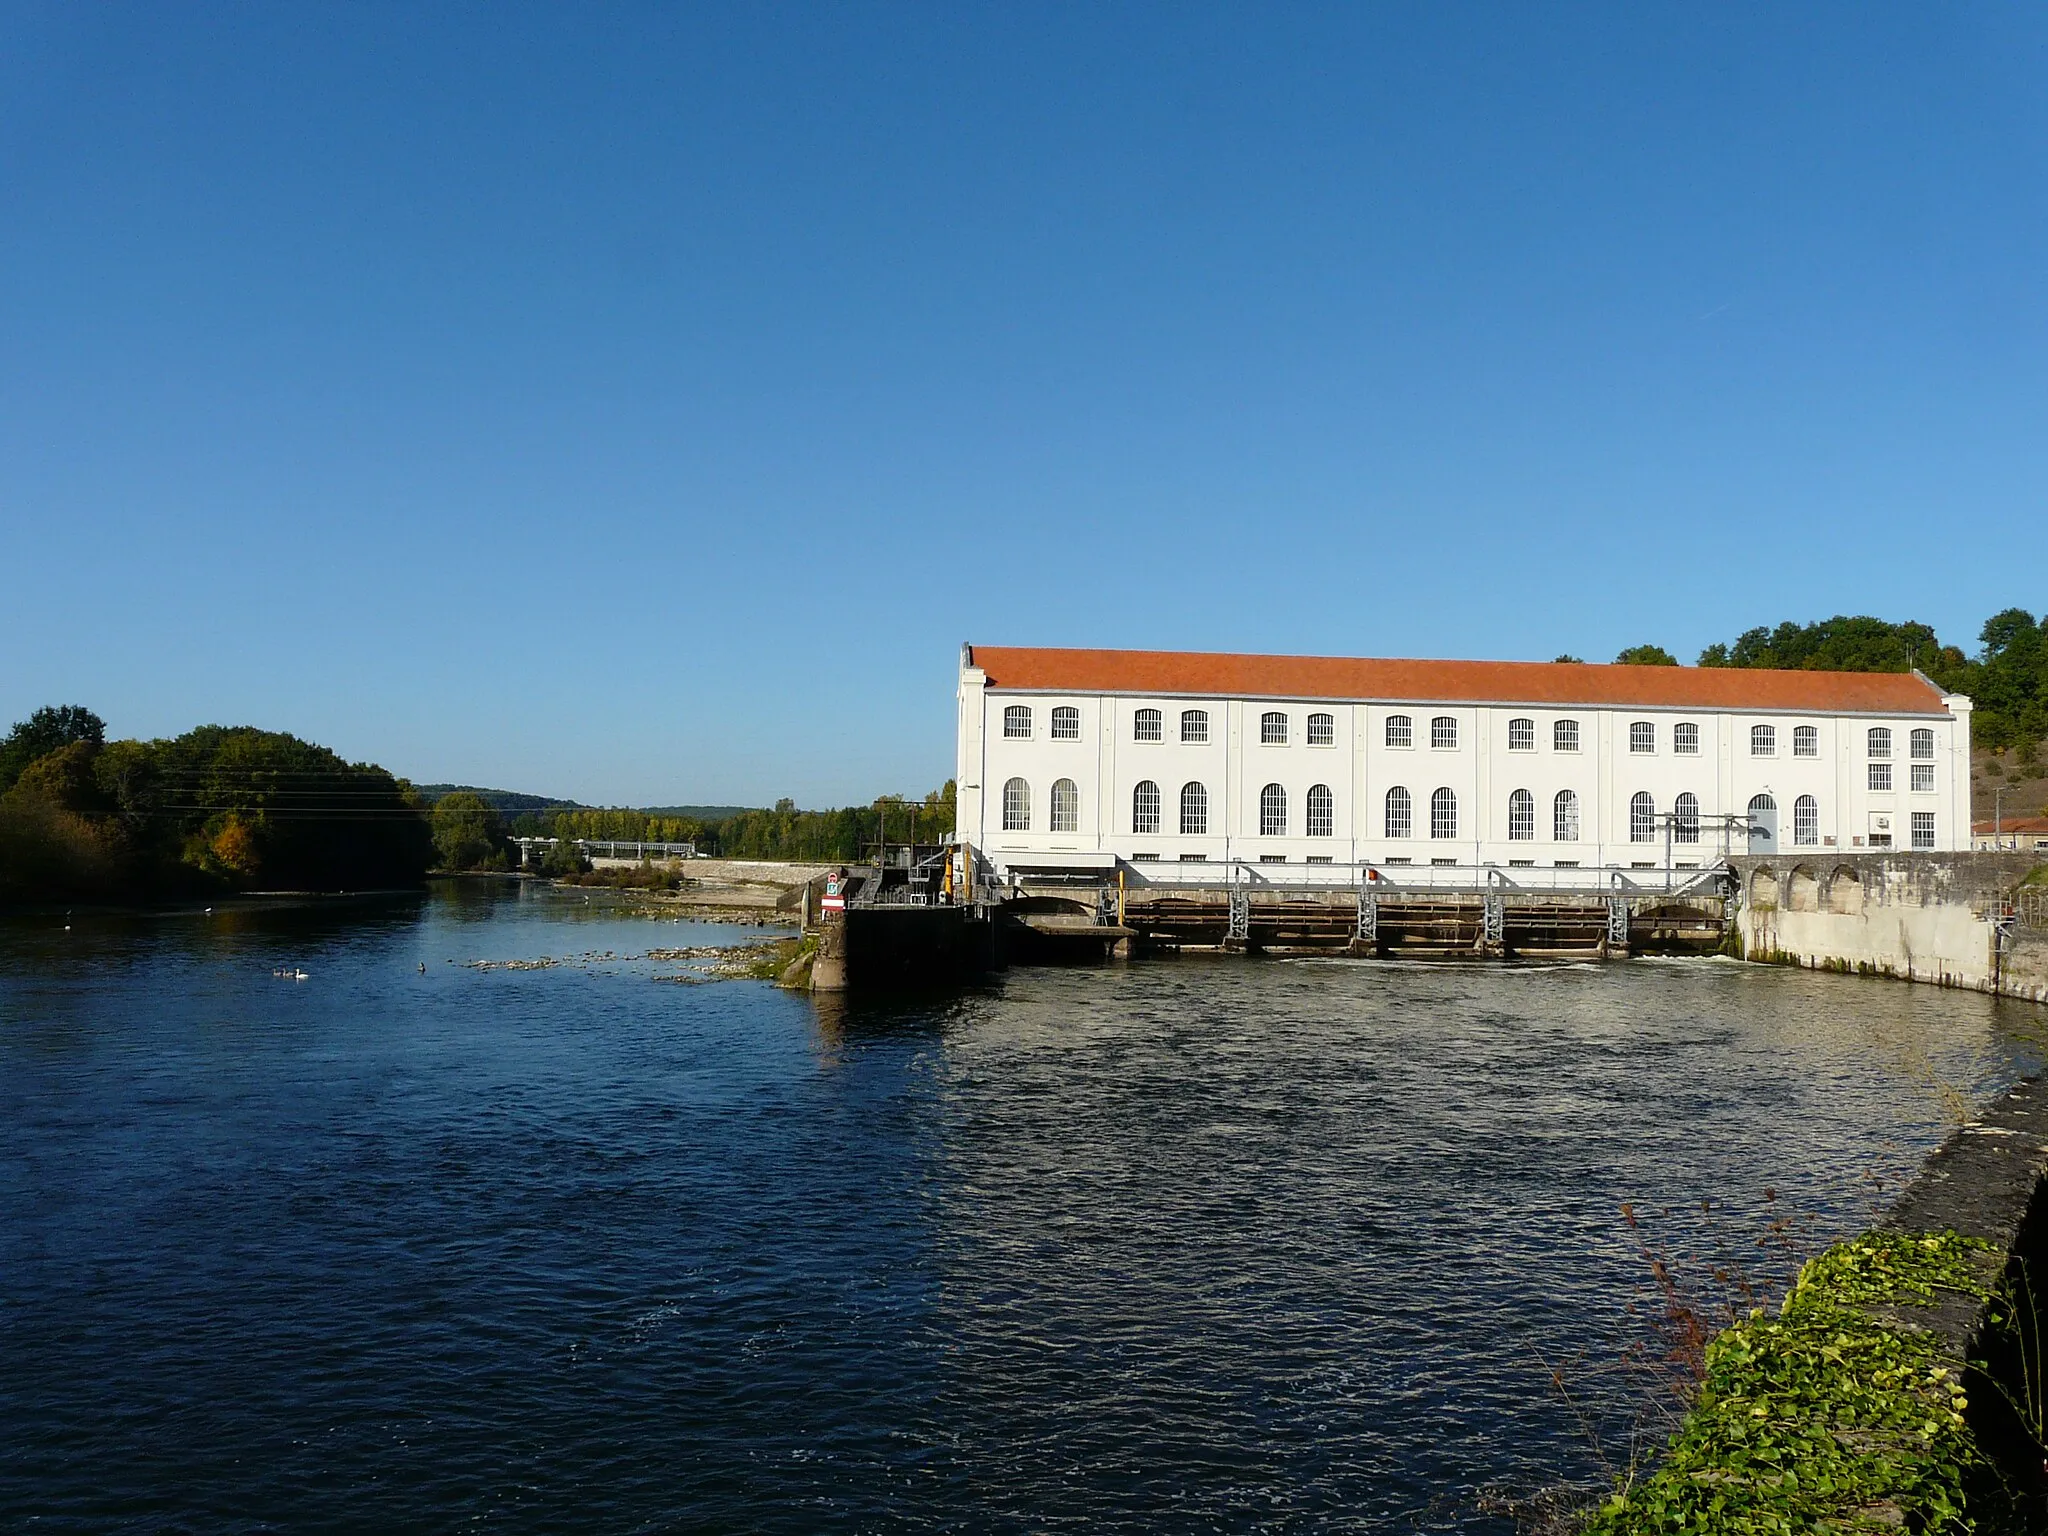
[3,881,2043,1532]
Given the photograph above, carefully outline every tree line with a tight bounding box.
[0,708,433,905]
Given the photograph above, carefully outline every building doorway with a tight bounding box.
[1747,794,1778,855]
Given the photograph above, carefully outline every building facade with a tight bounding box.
[956,646,1973,877]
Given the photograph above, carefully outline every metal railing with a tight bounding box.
[1112,858,1728,899]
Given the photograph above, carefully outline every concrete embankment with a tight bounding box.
[1587,1076,2048,1530]
[1731,851,2048,1003]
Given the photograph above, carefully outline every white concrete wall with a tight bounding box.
[964,658,1972,873]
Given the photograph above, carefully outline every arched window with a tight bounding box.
[1629,721,1654,754]
[1554,719,1581,752]
[1507,789,1535,840]
[1793,795,1819,847]
[1554,789,1580,842]
[1307,712,1335,746]
[1050,778,1079,833]
[1180,709,1209,744]
[1179,781,1208,835]
[1003,705,1032,740]
[1674,722,1700,755]
[1001,777,1030,831]
[1306,784,1334,837]
[1793,724,1818,757]
[1430,787,1458,839]
[1630,792,1655,843]
[1384,786,1412,839]
[1867,727,1891,759]
[1911,728,1935,760]
[1507,717,1535,751]
[1261,711,1288,745]
[1385,715,1414,748]
[1674,792,1700,844]
[1259,783,1287,836]
[1133,708,1163,742]
[1431,716,1458,749]
[1132,780,1161,834]
[1751,724,1776,756]
[1050,706,1080,741]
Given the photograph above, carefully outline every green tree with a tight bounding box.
[1614,644,1679,666]
[431,791,508,871]
[0,705,106,791]
[1553,654,1586,664]
[540,836,588,876]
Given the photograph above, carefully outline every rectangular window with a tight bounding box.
[1384,856,1412,865]
[1629,721,1654,754]
[1261,711,1288,745]
[1385,715,1413,748]
[1508,858,1535,867]
[1912,812,1936,850]
[1130,853,1159,863]
[1868,727,1892,759]
[1553,860,1580,868]
[1911,763,1935,793]
[1003,705,1031,740]
[1307,712,1335,746]
[1133,709,1163,742]
[1178,853,1208,862]
[1554,719,1580,752]
[1431,857,1457,866]
[1868,762,1892,791]
[1508,717,1535,751]
[1258,854,1287,863]
[1181,710,1208,744]
[1751,724,1776,756]
[1431,716,1458,749]
[1674,722,1699,755]
[1306,855,1333,864]
[1794,725,1818,757]
[1911,728,1935,760]
[1050,706,1080,740]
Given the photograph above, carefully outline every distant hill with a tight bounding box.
[414,784,584,813]
[638,805,759,821]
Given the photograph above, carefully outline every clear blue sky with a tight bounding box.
[3,5,2044,807]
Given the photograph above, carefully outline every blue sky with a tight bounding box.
[3,4,2044,806]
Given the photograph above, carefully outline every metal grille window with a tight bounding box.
[1050,778,1079,833]
[1002,777,1030,831]
[1385,786,1412,839]
[1793,796,1819,846]
[1629,721,1654,754]
[1674,722,1700,755]
[1867,727,1892,759]
[1912,764,1935,793]
[1911,728,1935,760]
[1869,762,1892,791]
[1431,716,1458,750]
[1385,715,1413,748]
[1003,706,1032,740]
[1261,712,1288,745]
[1051,706,1080,741]
[1675,792,1700,843]
[1554,719,1580,752]
[1508,717,1535,751]
[1912,812,1936,850]
[1133,708,1162,743]
[1554,790,1580,841]
[1629,792,1655,843]
[1751,724,1776,756]
[1430,787,1458,839]
[1306,784,1334,837]
[1181,709,1209,744]
[1507,789,1535,840]
[1132,780,1160,834]
[1259,783,1287,836]
[1179,781,1208,835]
[1793,725,1818,757]
[1307,713,1335,746]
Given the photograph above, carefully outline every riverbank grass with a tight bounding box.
[1584,1230,2009,1534]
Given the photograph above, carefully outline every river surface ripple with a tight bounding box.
[3,881,2044,1532]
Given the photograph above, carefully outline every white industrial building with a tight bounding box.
[955,645,1973,880]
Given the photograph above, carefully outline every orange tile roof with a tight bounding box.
[1974,815,2048,836]
[968,646,1953,715]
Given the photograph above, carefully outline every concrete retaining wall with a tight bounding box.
[1730,851,2047,1002]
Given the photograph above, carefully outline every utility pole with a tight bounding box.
[1995,785,2006,850]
